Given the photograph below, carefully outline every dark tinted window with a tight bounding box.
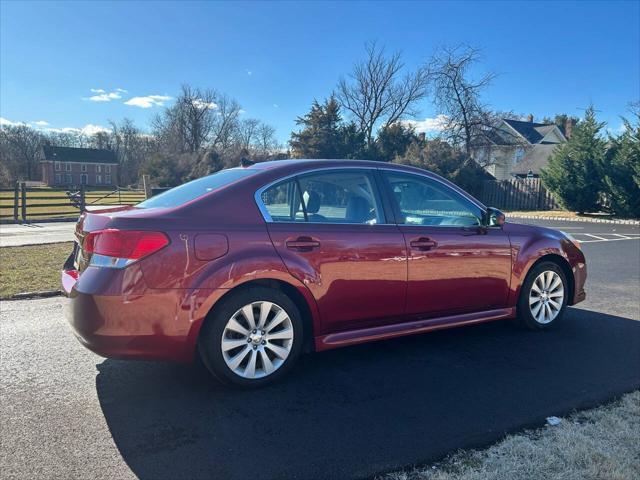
[137,168,257,209]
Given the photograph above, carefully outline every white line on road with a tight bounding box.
[583,234,609,241]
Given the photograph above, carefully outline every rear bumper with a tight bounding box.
[61,267,201,363]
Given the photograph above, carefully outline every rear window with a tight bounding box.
[137,168,257,209]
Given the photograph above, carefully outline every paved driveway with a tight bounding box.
[0,222,76,247]
[1,219,639,480]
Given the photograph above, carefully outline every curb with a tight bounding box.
[506,214,640,226]
[4,290,63,301]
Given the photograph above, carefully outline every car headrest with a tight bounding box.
[304,191,321,214]
[346,196,370,223]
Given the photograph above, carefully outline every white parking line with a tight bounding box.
[576,233,640,244]
[583,234,608,241]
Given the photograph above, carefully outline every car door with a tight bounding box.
[259,168,407,334]
[381,170,512,320]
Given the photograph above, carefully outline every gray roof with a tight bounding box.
[511,144,559,175]
[42,146,118,164]
[503,119,561,145]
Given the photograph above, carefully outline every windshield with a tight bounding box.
[137,168,258,209]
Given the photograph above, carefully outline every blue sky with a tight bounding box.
[1,0,638,143]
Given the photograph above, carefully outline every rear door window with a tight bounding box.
[296,170,383,224]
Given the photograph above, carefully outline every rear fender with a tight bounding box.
[180,267,321,362]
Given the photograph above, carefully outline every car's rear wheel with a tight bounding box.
[198,287,303,388]
[517,261,568,330]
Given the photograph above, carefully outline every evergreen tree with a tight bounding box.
[541,106,606,213]
[375,123,421,162]
[290,97,364,159]
[603,110,640,217]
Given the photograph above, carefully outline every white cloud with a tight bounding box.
[273,103,279,108]
[124,95,172,108]
[246,69,252,76]
[193,99,218,110]
[32,120,50,126]
[85,88,124,102]
[402,114,449,134]
[238,109,246,115]
[0,117,28,127]
[45,124,111,135]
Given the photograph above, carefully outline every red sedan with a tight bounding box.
[62,160,587,387]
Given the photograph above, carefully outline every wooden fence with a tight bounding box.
[0,183,147,223]
[477,178,560,211]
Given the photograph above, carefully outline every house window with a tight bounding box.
[80,174,88,185]
[81,164,87,172]
[96,175,102,184]
[96,165,102,173]
[65,163,72,171]
[65,174,73,184]
[105,175,112,185]
[513,147,525,164]
[105,165,111,173]
[55,161,61,171]
[55,174,62,184]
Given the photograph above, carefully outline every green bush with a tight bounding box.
[603,114,640,217]
[541,106,606,213]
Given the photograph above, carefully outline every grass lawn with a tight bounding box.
[382,390,640,480]
[0,242,73,298]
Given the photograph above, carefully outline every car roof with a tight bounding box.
[247,159,392,171]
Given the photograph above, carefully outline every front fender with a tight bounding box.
[505,223,586,307]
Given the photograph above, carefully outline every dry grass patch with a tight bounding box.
[506,210,638,221]
[382,391,640,480]
[0,242,73,298]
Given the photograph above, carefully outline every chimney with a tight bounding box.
[564,118,574,139]
[527,114,534,122]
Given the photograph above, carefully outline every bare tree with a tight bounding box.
[256,123,278,155]
[210,93,242,150]
[0,125,44,182]
[153,85,218,154]
[236,118,261,150]
[337,42,430,149]
[428,45,518,160]
[109,118,158,186]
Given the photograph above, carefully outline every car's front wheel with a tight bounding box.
[198,287,303,388]
[517,261,568,330]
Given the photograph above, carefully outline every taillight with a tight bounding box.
[84,229,169,268]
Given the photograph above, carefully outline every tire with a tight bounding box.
[517,261,569,330]
[198,286,304,388]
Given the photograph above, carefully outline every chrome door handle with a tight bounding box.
[286,237,320,251]
[410,238,437,251]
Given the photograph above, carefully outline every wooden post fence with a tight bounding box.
[13,182,19,223]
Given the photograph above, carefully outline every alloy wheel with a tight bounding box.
[221,301,294,379]
[529,270,564,324]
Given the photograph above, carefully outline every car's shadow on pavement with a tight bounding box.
[95,308,640,480]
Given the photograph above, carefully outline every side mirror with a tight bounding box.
[485,207,506,227]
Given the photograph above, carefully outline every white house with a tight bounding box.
[474,116,570,180]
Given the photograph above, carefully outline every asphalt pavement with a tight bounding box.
[0,222,76,247]
[0,219,639,480]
